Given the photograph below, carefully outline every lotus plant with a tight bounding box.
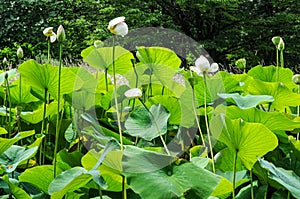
[53,25,65,177]
[43,27,56,63]
[107,16,128,151]
[191,55,219,173]
[272,36,285,81]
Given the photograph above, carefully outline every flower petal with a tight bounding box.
[113,22,128,37]
[190,66,203,76]
[43,27,54,37]
[50,33,57,43]
[195,55,210,72]
[209,63,219,73]
[108,16,126,30]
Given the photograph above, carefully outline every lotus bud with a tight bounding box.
[235,58,246,70]
[108,16,128,37]
[292,74,300,85]
[124,88,142,99]
[272,36,284,51]
[94,40,103,48]
[278,38,285,51]
[57,25,66,43]
[272,36,281,47]
[17,46,24,59]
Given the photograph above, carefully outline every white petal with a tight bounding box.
[124,88,142,99]
[43,27,54,37]
[209,63,219,73]
[50,33,56,43]
[195,55,210,72]
[108,16,125,30]
[190,66,202,76]
[113,22,128,37]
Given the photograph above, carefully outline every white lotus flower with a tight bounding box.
[108,16,128,37]
[43,27,56,43]
[190,55,218,76]
[124,88,142,99]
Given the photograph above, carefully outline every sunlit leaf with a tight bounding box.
[214,105,300,131]
[81,46,134,75]
[210,114,278,170]
[19,165,64,194]
[0,130,34,155]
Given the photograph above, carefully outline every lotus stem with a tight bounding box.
[203,74,215,173]
[47,39,51,64]
[189,72,206,148]
[232,150,238,199]
[112,36,123,151]
[39,88,48,165]
[250,169,254,199]
[54,43,63,177]
[5,75,12,138]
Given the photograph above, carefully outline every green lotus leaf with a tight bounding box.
[259,159,300,198]
[123,146,231,198]
[218,93,274,109]
[210,114,278,170]
[0,145,38,173]
[214,105,300,131]
[125,104,170,141]
[81,46,134,75]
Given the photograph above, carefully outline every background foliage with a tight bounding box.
[0,0,299,69]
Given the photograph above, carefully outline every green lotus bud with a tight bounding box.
[235,58,246,70]
[292,74,300,85]
[57,25,66,43]
[17,46,24,59]
[272,36,284,51]
[272,36,281,46]
[278,38,285,51]
[94,40,103,48]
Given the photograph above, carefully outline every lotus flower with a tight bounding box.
[108,16,128,37]
[43,27,56,43]
[190,55,218,76]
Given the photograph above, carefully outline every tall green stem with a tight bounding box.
[276,49,279,81]
[190,78,206,147]
[5,75,12,138]
[250,169,254,199]
[39,89,48,165]
[280,50,284,68]
[297,85,300,140]
[54,44,63,177]
[203,74,215,173]
[105,68,108,92]
[189,72,206,147]
[47,39,51,64]
[131,59,138,110]
[232,150,238,199]
[112,37,123,151]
